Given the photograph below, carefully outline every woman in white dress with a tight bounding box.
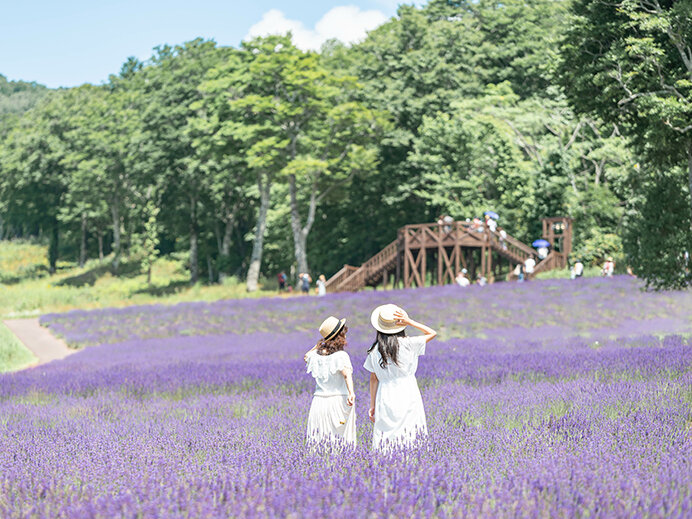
[365,304,437,450]
[304,316,356,445]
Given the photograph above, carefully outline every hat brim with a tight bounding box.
[370,305,407,334]
[323,318,346,340]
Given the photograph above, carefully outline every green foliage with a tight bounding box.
[1,0,683,290]
[0,74,49,117]
[573,230,624,268]
[559,0,692,288]
[623,167,692,290]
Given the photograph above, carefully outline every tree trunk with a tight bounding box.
[189,196,199,284]
[221,199,240,257]
[48,218,59,275]
[222,218,233,257]
[207,255,214,283]
[688,140,692,223]
[98,230,104,261]
[111,201,121,273]
[288,173,319,275]
[246,174,271,292]
[79,212,87,268]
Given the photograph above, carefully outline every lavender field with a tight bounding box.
[2,277,691,517]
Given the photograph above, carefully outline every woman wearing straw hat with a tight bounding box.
[365,304,437,450]
[303,316,356,445]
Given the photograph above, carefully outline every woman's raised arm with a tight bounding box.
[394,310,437,342]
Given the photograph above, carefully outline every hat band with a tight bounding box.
[324,321,343,341]
[378,316,398,331]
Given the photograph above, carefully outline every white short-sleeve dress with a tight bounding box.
[306,350,356,445]
[364,335,427,450]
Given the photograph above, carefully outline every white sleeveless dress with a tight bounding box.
[364,335,427,450]
[305,350,356,445]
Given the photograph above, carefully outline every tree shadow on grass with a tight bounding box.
[0,264,50,285]
[132,279,190,297]
[56,260,142,287]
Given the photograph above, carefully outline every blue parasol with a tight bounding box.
[532,239,550,248]
[483,211,499,220]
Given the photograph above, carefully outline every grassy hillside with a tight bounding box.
[0,241,281,319]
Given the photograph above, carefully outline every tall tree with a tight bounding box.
[559,0,692,285]
[137,39,225,283]
[61,84,141,272]
[0,92,74,272]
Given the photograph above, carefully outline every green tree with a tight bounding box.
[136,39,226,283]
[560,0,692,286]
[0,92,74,272]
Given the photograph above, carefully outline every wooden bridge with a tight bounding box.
[325,217,572,293]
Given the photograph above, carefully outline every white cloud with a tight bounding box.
[245,6,388,50]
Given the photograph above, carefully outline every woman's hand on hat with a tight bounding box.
[393,309,411,326]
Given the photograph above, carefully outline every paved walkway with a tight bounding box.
[3,318,75,365]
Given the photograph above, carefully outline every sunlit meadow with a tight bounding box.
[1,277,691,517]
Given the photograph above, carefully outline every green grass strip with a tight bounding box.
[0,321,37,372]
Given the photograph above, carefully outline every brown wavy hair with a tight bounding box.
[317,326,348,355]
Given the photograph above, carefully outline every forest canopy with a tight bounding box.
[0,0,689,290]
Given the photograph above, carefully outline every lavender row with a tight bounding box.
[1,332,689,399]
[1,371,690,518]
[39,277,692,348]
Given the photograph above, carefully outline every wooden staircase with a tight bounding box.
[325,220,569,293]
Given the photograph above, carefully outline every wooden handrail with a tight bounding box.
[325,264,358,292]
[325,219,563,292]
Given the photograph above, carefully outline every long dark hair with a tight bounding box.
[316,326,348,355]
[368,330,406,368]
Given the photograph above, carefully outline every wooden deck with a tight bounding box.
[326,217,572,293]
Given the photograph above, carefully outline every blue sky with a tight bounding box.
[1,1,419,88]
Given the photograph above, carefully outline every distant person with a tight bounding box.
[455,269,470,287]
[365,304,437,450]
[537,246,549,260]
[472,217,484,233]
[499,228,507,249]
[277,271,287,292]
[574,260,584,279]
[602,257,615,277]
[514,263,525,282]
[316,274,327,296]
[437,214,454,233]
[304,316,355,445]
[524,255,536,280]
[626,265,636,277]
[476,275,487,287]
[299,272,312,294]
[485,214,497,233]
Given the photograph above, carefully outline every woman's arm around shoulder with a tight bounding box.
[303,343,319,362]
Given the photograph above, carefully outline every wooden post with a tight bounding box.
[487,248,493,279]
[469,249,476,280]
[420,243,426,288]
[404,228,410,288]
[437,226,443,286]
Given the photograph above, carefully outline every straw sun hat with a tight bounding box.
[319,316,346,341]
[370,304,408,334]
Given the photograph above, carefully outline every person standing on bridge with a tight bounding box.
[365,304,437,450]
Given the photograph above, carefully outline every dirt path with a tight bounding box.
[3,318,75,365]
